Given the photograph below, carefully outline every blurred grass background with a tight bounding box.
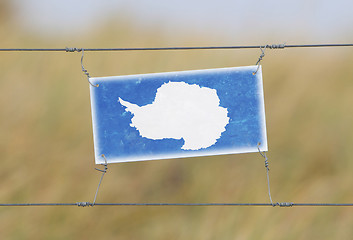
[1,1,353,239]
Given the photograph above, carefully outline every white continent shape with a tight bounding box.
[119,81,229,150]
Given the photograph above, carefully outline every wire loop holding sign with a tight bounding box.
[257,142,274,206]
[92,154,108,206]
[253,46,267,75]
[80,49,99,87]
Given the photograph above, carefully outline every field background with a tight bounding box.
[1,1,353,239]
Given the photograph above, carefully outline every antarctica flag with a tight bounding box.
[90,66,267,164]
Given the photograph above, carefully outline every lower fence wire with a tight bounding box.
[1,149,353,207]
[1,203,353,207]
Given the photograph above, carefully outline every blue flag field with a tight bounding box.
[90,65,267,164]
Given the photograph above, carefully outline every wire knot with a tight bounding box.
[274,202,293,207]
[95,154,108,173]
[76,202,93,207]
[257,142,270,170]
[255,48,266,65]
[264,159,269,169]
[266,43,286,49]
[65,47,82,52]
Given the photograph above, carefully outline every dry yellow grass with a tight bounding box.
[1,15,353,240]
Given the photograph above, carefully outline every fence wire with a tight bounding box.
[0,43,352,52]
[1,202,353,207]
